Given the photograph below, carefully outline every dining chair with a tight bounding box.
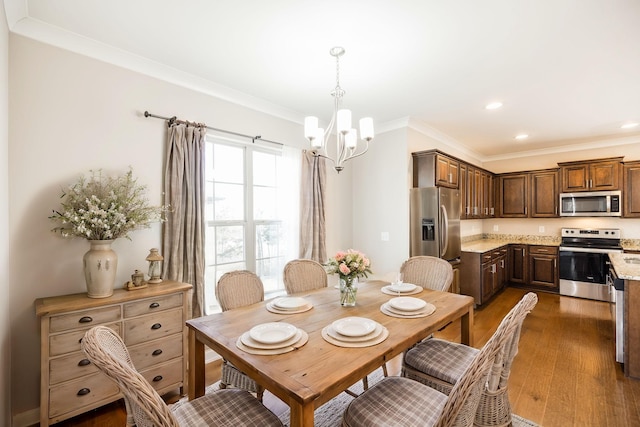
[81,326,284,427]
[342,291,538,427]
[215,270,266,401]
[283,259,328,294]
[402,292,538,427]
[400,256,454,292]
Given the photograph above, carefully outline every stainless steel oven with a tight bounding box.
[558,228,622,302]
[607,266,624,363]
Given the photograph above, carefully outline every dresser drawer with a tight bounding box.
[49,372,120,418]
[49,351,99,385]
[50,323,120,357]
[124,308,183,346]
[50,306,121,333]
[124,292,183,318]
[140,358,183,393]
[129,333,183,371]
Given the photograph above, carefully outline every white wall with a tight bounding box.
[7,34,321,420]
[0,2,10,426]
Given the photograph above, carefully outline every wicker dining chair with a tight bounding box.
[283,259,328,294]
[400,256,454,292]
[215,270,266,401]
[81,326,283,427]
[402,292,538,427]
[342,291,538,427]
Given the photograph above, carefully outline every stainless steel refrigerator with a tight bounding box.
[410,187,461,261]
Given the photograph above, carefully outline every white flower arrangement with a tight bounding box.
[49,168,165,241]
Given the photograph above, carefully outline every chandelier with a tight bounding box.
[304,47,374,173]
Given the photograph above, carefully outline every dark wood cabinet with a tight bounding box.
[624,161,640,217]
[435,154,459,188]
[528,245,559,290]
[508,244,528,285]
[498,173,529,217]
[461,246,507,306]
[530,169,559,217]
[460,163,469,218]
[559,157,622,192]
[412,150,459,188]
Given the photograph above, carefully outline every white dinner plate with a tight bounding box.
[326,323,383,342]
[332,317,377,337]
[241,329,303,349]
[387,282,417,293]
[249,322,297,344]
[388,296,427,312]
[273,297,308,310]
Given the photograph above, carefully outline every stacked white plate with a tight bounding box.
[381,296,436,318]
[321,316,389,347]
[381,282,423,296]
[237,322,308,354]
[266,296,313,314]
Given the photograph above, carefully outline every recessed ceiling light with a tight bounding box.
[515,134,529,140]
[621,122,639,129]
[485,102,503,110]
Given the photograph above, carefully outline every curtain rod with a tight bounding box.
[143,111,284,146]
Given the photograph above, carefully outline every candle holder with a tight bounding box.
[146,248,164,284]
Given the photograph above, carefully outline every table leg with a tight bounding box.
[460,305,474,347]
[188,329,205,400]
[289,401,314,427]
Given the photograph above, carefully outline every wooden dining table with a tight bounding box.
[186,280,474,427]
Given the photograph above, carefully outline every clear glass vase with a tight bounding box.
[339,276,358,306]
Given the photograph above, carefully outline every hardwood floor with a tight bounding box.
[52,287,640,427]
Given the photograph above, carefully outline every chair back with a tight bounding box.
[283,259,328,294]
[400,256,454,292]
[436,292,538,427]
[81,326,180,427]
[216,270,264,311]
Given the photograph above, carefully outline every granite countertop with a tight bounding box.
[461,235,561,253]
[609,253,640,280]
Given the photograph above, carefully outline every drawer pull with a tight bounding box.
[152,349,163,356]
[77,388,91,396]
[149,302,160,309]
[79,316,93,324]
[152,375,163,382]
[151,323,162,330]
[78,359,91,367]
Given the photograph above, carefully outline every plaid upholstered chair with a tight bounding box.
[342,292,538,427]
[283,259,328,294]
[215,270,266,401]
[81,326,283,427]
[402,292,538,427]
[400,256,454,292]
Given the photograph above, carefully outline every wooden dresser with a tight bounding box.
[35,281,192,426]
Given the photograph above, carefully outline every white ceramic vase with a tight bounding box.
[83,240,118,298]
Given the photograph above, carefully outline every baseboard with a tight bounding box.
[12,407,39,427]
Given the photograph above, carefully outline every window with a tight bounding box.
[204,136,300,314]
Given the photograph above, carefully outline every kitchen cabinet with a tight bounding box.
[559,157,622,192]
[530,169,559,217]
[498,173,529,217]
[482,170,496,218]
[508,244,528,285]
[461,246,507,306]
[528,245,559,290]
[623,161,640,217]
[460,163,469,218]
[412,150,459,188]
[626,279,640,379]
[35,281,192,426]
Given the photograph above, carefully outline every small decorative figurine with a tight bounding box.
[146,248,164,284]
[125,269,148,290]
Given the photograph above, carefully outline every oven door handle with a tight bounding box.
[559,246,623,254]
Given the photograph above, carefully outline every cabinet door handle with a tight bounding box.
[152,375,163,382]
[538,249,548,252]
[501,260,505,268]
[449,172,453,183]
[78,359,91,367]
[152,349,163,356]
[151,323,162,330]
[490,208,494,215]
[149,302,160,309]
[78,316,93,324]
[485,208,488,215]
[77,388,91,396]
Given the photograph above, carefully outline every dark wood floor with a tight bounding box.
[53,287,640,427]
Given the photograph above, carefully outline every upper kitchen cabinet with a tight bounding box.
[412,150,459,188]
[559,157,623,192]
[530,169,559,217]
[498,173,529,217]
[623,160,640,217]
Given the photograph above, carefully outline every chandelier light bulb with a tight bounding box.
[304,116,318,140]
[359,117,374,141]
[312,127,325,148]
[337,109,352,134]
[345,129,358,149]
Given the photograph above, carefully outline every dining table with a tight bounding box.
[186,279,474,427]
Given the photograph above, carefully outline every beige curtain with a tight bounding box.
[299,150,327,263]
[162,123,206,317]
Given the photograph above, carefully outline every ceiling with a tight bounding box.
[6,0,640,159]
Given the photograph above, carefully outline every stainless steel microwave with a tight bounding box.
[559,190,622,217]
